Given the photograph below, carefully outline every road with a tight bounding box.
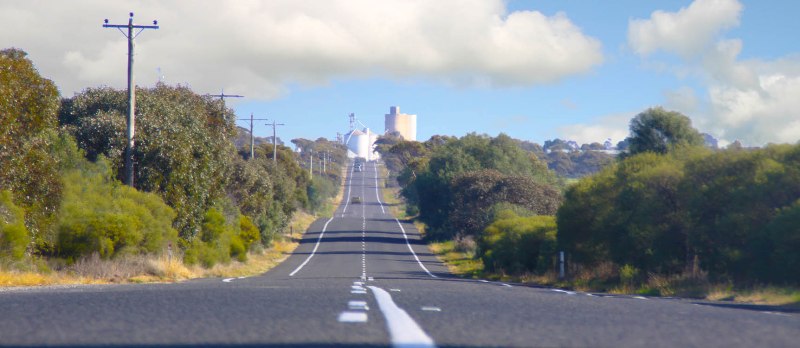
[1,160,798,347]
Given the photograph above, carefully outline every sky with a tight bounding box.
[2,0,799,147]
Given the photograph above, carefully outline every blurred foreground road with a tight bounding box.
[1,161,798,347]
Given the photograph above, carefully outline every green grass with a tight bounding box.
[428,240,484,278]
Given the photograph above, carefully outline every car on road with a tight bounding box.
[350,196,362,204]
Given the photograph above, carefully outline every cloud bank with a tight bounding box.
[0,0,603,99]
[628,0,800,145]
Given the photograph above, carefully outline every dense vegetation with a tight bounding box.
[559,144,800,284]
[0,48,344,269]
[377,133,562,242]
[382,107,800,287]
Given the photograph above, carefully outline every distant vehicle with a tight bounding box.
[350,196,362,204]
[355,164,362,172]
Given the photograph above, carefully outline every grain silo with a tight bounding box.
[345,128,379,160]
[384,106,417,141]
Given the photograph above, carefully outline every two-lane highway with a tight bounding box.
[1,160,798,347]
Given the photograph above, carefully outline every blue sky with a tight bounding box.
[3,0,799,146]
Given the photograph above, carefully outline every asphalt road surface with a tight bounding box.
[1,161,798,347]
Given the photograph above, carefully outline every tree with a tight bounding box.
[0,48,62,242]
[410,133,559,239]
[448,169,561,238]
[625,107,703,155]
[61,84,238,239]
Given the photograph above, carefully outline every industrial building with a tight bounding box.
[384,106,417,141]
[344,128,379,161]
[343,106,418,160]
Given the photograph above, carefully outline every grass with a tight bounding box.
[428,240,484,279]
[378,166,409,220]
[706,285,800,307]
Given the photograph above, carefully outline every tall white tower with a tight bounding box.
[384,106,417,141]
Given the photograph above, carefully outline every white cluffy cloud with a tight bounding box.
[0,0,603,99]
[628,0,742,58]
[628,0,800,145]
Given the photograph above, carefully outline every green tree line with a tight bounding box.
[380,107,799,286]
[0,48,344,268]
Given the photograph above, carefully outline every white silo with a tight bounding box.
[385,106,417,141]
[368,130,380,161]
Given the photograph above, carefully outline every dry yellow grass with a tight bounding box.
[707,286,800,306]
[0,270,105,287]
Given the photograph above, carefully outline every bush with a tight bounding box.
[479,211,557,274]
[56,158,178,261]
[0,191,29,260]
[238,215,260,250]
[184,208,258,267]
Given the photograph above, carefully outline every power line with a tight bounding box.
[103,12,159,187]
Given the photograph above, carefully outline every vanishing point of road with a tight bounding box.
[1,161,797,347]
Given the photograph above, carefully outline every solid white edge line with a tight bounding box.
[395,218,437,278]
[374,162,385,214]
[341,162,356,217]
[289,216,335,277]
[368,286,436,348]
[222,278,234,283]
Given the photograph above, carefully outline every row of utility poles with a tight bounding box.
[103,12,284,186]
[308,151,332,179]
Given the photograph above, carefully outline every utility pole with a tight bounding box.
[236,113,267,160]
[208,89,243,103]
[103,12,159,187]
[208,88,243,127]
[265,120,285,164]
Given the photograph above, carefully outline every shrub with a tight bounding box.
[479,211,557,274]
[0,191,29,260]
[238,215,260,250]
[56,158,178,261]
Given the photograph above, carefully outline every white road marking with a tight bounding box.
[551,289,576,295]
[368,277,374,281]
[352,285,367,291]
[421,306,441,312]
[338,311,368,323]
[390,289,402,292]
[341,163,356,217]
[501,283,512,288]
[237,276,246,279]
[368,286,436,348]
[633,296,648,300]
[222,278,235,283]
[289,216,335,277]
[349,300,369,311]
[395,218,437,278]
[352,289,367,294]
[374,162,385,214]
